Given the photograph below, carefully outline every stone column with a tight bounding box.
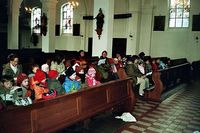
[7,0,22,49]
[92,0,114,57]
[127,0,142,55]
[139,0,154,55]
[41,0,57,53]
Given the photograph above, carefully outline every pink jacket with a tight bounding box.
[85,74,101,87]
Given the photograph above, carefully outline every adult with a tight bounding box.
[125,55,149,96]
[2,54,22,81]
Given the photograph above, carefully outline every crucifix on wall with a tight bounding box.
[94,8,104,39]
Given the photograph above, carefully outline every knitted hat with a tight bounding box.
[17,73,28,85]
[65,67,76,78]
[41,64,49,73]
[48,70,58,79]
[34,69,46,83]
[87,67,96,76]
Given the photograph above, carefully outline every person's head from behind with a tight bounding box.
[1,75,14,89]
[34,70,47,84]
[144,56,151,64]
[54,54,65,64]
[138,52,145,59]
[132,55,140,64]
[8,53,19,67]
[101,51,107,58]
[41,64,49,74]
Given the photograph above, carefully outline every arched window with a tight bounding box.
[169,0,190,28]
[61,3,73,34]
[31,7,41,33]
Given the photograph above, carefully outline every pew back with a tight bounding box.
[0,78,135,133]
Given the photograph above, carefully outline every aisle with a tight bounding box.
[115,81,200,133]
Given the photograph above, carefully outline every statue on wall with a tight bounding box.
[94,8,104,39]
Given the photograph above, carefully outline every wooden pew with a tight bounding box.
[0,78,135,133]
[144,62,191,101]
[192,60,200,79]
[159,62,191,89]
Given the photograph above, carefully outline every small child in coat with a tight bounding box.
[62,67,81,93]
[17,73,34,100]
[47,70,65,95]
[29,69,49,100]
[0,75,14,107]
[85,67,101,87]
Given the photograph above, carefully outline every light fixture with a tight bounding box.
[68,0,79,8]
[25,7,32,13]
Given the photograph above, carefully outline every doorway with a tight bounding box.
[112,38,127,58]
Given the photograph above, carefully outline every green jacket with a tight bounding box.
[0,84,12,106]
[2,63,22,79]
[125,61,144,84]
[97,57,111,80]
[47,78,65,95]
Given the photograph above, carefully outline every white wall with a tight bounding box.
[18,0,200,62]
[146,0,200,62]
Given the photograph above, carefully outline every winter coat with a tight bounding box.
[47,78,65,95]
[62,77,81,93]
[2,63,22,79]
[97,57,111,80]
[29,77,49,100]
[125,61,144,84]
[85,74,101,87]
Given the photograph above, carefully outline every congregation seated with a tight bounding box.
[125,55,149,96]
[0,49,193,110]
[97,51,112,82]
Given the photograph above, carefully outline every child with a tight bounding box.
[29,69,49,100]
[41,63,49,77]
[62,67,81,93]
[47,70,65,95]
[0,75,14,106]
[85,67,101,87]
[17,73,35,100]
[28,64,40,78]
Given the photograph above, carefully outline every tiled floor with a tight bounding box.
[59,80,200,133]
[115,81,200,133]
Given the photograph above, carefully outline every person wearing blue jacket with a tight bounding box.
[62,67,81,93]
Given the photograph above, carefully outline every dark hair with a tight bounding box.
[79,50,84,54]
[52,54,65,64]
[138,52,145,58]
[143,56,151,62]
[102,51,107,55]
[1,75,14,84]
[131,55,139,62]
[31,64,39,69]
[7,53,18,62]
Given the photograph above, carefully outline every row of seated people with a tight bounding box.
[0,50,171,110]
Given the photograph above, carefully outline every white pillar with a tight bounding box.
[92,0,114,57]
[7,0,22,49]
[139,0,154,55]
[41,0,57,53]
[127,0,142,55]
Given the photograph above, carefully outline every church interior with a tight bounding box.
[0,0,200,133]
